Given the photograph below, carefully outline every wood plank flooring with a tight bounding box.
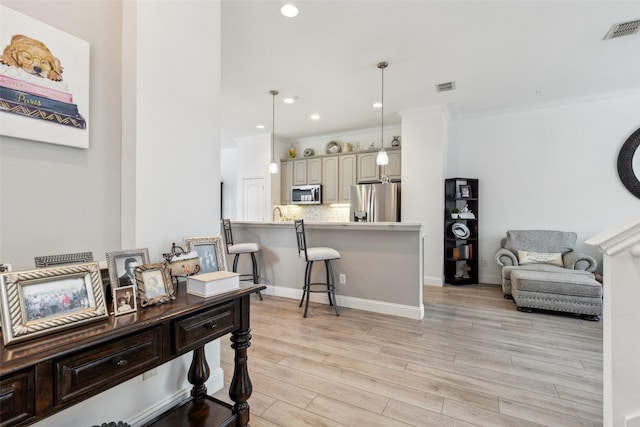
[214,284,602,426]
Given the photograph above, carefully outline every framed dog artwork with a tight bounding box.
[0,5,90,149]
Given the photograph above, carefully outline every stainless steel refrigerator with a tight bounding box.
[349,183,400,222]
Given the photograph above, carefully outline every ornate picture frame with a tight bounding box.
[134,263,175,307]
[113,285,136,316]
[183,236,227,274]
[0,262,108,345]
[105,248,150,289]
[34,251,94,268]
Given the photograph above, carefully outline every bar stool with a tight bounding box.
[294,219,340,318]
[222,219,262,300]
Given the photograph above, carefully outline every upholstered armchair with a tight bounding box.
[495,230,597,296]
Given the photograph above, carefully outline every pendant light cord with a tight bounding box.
[270,90,278,162]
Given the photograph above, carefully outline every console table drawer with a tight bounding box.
[55,326,162,405]
[173,301,238,353]
[0,369,35,427]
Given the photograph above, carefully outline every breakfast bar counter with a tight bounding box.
[228,221,425,319]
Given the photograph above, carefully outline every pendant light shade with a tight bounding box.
[269,90,279,174]
[376,62,389,167]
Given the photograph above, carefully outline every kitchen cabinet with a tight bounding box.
[322,156,339,204]
[292,158,322,186]
[307,158,322,184]
[339,154,357,203]
[356,148,401,183]
[293,160,307,186]
[280,161,292,204]
[443,178,479,285]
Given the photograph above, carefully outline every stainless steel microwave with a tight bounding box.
[291,185,321,205]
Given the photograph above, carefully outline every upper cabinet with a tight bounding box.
[281,161,293,204]
[280,148,400,204]
[356,148,401,183]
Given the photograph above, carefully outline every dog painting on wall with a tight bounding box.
[0,34,63,81]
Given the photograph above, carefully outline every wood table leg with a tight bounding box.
[229,329,252,426]
[187,346,210,402]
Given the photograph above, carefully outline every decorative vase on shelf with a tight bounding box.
[288,145,296,158]
[391,136,400,147]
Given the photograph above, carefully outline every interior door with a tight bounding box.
[243,178,265,221]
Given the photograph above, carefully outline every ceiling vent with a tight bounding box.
[603,19,640,40]
[436,81,456,92]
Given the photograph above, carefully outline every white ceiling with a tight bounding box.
[220,1,640,148]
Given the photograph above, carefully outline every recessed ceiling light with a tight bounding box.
[256,124,265,129]
[373,102,382,108]
[283,98,295,104]
[281,4,299,18]
[310,114,320,120]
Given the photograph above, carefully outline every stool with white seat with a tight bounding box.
[294,219,340,318]
[222,218,262,300]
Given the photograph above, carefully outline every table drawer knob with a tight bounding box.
[112,357,128,367]
[204,321,218,330]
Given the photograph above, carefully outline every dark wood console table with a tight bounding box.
[0,283,265,427]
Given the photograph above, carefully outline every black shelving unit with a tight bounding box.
[444,178,479,285]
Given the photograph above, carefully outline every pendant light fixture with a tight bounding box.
[268,90,279,174]
[376,61,389,168]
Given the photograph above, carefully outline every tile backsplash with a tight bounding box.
[273,205,349,222]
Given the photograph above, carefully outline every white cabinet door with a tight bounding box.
[339,154,357,203]
[322,157,338,204]
[281,161,292,204]
[307,158,322,184]
[385,150,401,181]
[357,152,379,183]
[293,160,307,185]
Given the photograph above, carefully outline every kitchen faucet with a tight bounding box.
[272,206,283,221]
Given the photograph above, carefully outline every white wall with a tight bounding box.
[221,147,238,220]
[0,0,122,269]
[1,1,225,425]
[449,91,640,284]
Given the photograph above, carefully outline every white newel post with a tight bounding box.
[586,216,640,427]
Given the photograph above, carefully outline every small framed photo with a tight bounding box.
[34,251,94,268]
[0,262,108,345]
[459,185,472,198]
[134,263,175,307]
[113,285,137,316]
[183,237,227,274]
[105,248,150,289]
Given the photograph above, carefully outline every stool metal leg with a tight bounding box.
[233,254,240,273]
[302,261,313,318]
[250,252,262,300]
[327,260,340,316]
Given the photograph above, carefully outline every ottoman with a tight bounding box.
[510,269,602,320]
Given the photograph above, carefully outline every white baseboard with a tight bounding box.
[128,367,225,426]
[424,275,443,286]
[625,410,640,427]
[266,284,424,320]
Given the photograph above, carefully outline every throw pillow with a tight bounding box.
[517,250,563,267]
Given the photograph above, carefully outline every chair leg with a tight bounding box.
[324,260,333,307]
[250,252,262,300]
[299,261,310,307]
[232,254,240,273]
[327,260,340,316]
[303,261,313,318]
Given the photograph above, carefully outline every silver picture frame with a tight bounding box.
[0,262,108,345]
[134,263,175,307]
[105,248,150,289]
[183,236,227,274]
[34,251,94,268]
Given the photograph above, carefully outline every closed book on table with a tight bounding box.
[187,271,240,297]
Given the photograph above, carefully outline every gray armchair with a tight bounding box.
[495,230,597,296]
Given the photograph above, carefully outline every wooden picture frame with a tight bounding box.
[0,262,108,345]
[459,185,472,198]
[105,248,150,289]
[183,236,227,274]
[34,251,94,268]
[113,285,136,316]
[134,263,175,307]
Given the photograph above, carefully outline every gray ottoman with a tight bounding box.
[511,269,602,320]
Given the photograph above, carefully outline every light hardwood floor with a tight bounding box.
[215,284,602,426]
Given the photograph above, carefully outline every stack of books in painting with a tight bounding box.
[0,65,86,129]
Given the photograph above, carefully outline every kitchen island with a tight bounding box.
[228,221,425,319]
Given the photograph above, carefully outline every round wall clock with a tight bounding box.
[617,127,640,199]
